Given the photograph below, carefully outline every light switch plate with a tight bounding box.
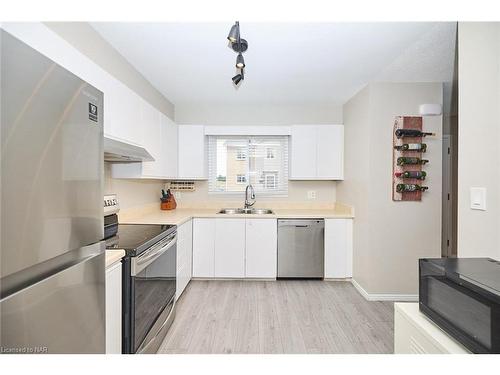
[470,187,486,210]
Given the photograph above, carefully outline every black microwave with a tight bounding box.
[419,258,500,353]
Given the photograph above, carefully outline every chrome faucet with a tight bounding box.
[244,184,256,209]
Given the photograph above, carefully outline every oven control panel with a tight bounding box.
[104,194,119,216]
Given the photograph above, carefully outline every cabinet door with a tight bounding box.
[107,80,143,146]
[192,218,215,277]
[324,219,353,278]
[176,220,192,299]
[162,114,178,179]
[178,125,207,179]
[105,262,122,354]
[317,125,344,179]
[214,219,245,278]
[140,100,162,177]
[290,125,318,179]
[245,219,277,278]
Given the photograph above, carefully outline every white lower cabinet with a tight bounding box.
[176,219,193,299]
[245,219,277,278]
[324,219,353,278]
[105,261,122,354]
[214,219,246,278]
[192,218,278,279]
[394,303,469,354]
[192,218,215,277]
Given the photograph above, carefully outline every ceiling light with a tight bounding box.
[232,73,243,85]
[227,21,248,86]
[227,23,238,43]
[236,53,245,69]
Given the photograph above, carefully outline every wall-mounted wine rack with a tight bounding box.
[392,116,432,201]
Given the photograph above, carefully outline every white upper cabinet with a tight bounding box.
[105,79,144,147]
[290,125,317,179]
[161,114,178,179]
[290,125,344,180]
[178,125,207,180]
[140,100,162,177]
[111,99,178,179]
[317,125,344,179]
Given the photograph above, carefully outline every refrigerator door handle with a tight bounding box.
[0,241,105,300]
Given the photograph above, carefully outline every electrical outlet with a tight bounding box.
[174,191,182,199]
[307,190,316,200]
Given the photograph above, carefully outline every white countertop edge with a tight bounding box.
[105,249,126,269]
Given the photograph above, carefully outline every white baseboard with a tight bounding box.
[351,279,418,302]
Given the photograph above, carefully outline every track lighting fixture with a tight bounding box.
[227,21,248,85]
[227,23,238,43]
[236,53,245,69]
[232,73,243,85]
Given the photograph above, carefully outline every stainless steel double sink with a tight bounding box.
[218,208,274,215]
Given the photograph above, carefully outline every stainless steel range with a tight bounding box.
[104,195,177,354]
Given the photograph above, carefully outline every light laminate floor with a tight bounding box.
[159,280,394,354]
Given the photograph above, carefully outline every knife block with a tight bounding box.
[161,196,177,210]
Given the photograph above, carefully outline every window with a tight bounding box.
[236,149,246,160]
[208,136,288,195]
[263,172,277,189]
[266,148,275,159]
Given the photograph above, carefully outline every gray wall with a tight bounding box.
[45,22,175,120]
[457,23,500,260]
[337,82,443,296]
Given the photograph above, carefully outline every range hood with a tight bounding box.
[104,137,154,162]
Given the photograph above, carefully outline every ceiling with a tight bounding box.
[91,22,456,106]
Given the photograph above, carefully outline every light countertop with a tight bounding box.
[106,249,125,268]
[119,204,354,226]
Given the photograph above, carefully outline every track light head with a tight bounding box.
[236,53,245,69]
[227,23,238,43]
[232,73,243,85]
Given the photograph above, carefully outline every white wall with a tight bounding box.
[457,23,500,260]
[337,82,443,296]
[44,22,175,119]
[175,102,343,125]
[174,102,342,206]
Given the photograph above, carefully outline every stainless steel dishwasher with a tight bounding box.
[277,219,324,278]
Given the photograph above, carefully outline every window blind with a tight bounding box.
[208,135,289,195]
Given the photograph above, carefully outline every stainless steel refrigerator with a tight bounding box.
[0,30,105,353]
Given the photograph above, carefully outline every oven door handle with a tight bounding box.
[131,234,177,276]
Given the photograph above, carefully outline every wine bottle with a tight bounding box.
[394,143,427,152]
[395,171,427,180]
[396,183,429,193]
[395,129,435,138]
[397,157,429,166]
